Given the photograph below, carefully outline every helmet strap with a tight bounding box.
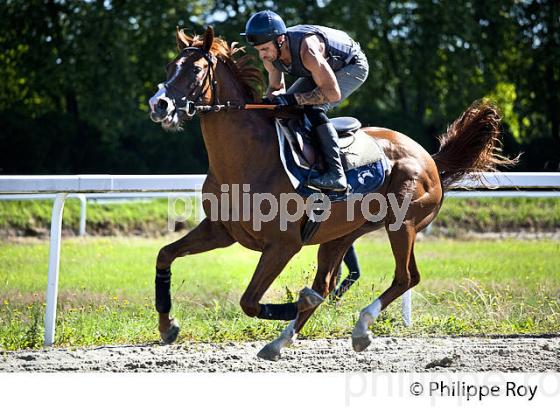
[274,35,285,63]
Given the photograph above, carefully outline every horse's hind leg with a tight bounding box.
[352,224,418,352]
[155,218,235,344]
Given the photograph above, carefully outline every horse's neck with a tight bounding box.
[200,63,279,185]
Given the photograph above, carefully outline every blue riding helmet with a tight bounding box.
[241,10,287,46]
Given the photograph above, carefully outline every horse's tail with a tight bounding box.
[432,100,518,191]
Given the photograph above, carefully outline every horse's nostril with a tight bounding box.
[157,99,168,111]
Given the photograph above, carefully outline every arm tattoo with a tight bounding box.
[295,87,330,105]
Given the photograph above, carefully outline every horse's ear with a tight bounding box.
[176,27,189,51]
[202,26,214,52]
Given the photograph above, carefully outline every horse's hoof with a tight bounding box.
[298,287,324,312]
[257,343,281,362]
[352,333,372,352]
[160,319,180,344]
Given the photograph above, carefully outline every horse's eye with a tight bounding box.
[193,66,202,74]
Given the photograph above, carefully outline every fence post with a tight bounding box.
[44,193,68,346]
[77,194,87,236]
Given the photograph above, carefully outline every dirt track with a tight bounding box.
[2,336,559,372]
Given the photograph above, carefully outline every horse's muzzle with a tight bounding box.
[149,88,176,123]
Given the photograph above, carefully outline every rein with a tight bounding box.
[179,102,278,116]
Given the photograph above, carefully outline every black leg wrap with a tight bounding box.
[333,245,361,298]
[343,245,361,277]
[155,267,172,314]
[334,277,358,299]
[257,303,298,320]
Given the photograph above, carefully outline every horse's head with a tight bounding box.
[149,26,217,131]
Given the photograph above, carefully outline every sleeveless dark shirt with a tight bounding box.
[272,25,359,77]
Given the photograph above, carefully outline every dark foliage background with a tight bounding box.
[1,0,558,174]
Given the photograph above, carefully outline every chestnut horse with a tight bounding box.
[148,27,515,361]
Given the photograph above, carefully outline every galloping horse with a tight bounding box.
[148,27,515,361]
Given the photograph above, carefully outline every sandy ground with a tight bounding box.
[1,336,559,372]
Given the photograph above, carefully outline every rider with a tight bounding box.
[241,10,369,192]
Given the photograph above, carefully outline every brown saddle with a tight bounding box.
[277,117,362,171]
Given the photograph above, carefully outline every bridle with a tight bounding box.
[159,47,221,118]
[156,47,278,118]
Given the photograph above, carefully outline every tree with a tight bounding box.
[0,0,556,173]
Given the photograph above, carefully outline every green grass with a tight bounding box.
[1,235,559,350]
[0,197,197,236]
[1,197,559,237]
[435,197,560,233]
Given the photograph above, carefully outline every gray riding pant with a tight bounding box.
[286,50,369,112]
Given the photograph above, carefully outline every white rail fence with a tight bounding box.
[0,172,559,346]
[0,192,203,237]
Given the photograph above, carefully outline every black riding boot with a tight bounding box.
[307,122,347,191]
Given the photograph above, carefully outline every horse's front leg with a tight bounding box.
[237,243,323,361]
[259,236,357,360]
[155,218,235,344]
[254,285,325,361]
[261,223,381,360]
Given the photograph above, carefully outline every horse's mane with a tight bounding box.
[177,29,263,101]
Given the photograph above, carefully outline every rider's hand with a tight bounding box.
[271,93,298,106]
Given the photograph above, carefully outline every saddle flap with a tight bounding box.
[278,116,369,170]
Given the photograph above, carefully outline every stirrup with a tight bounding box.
[305,181,348,192]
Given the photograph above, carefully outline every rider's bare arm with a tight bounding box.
[294,36,341,105]
[263,59,285,98]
